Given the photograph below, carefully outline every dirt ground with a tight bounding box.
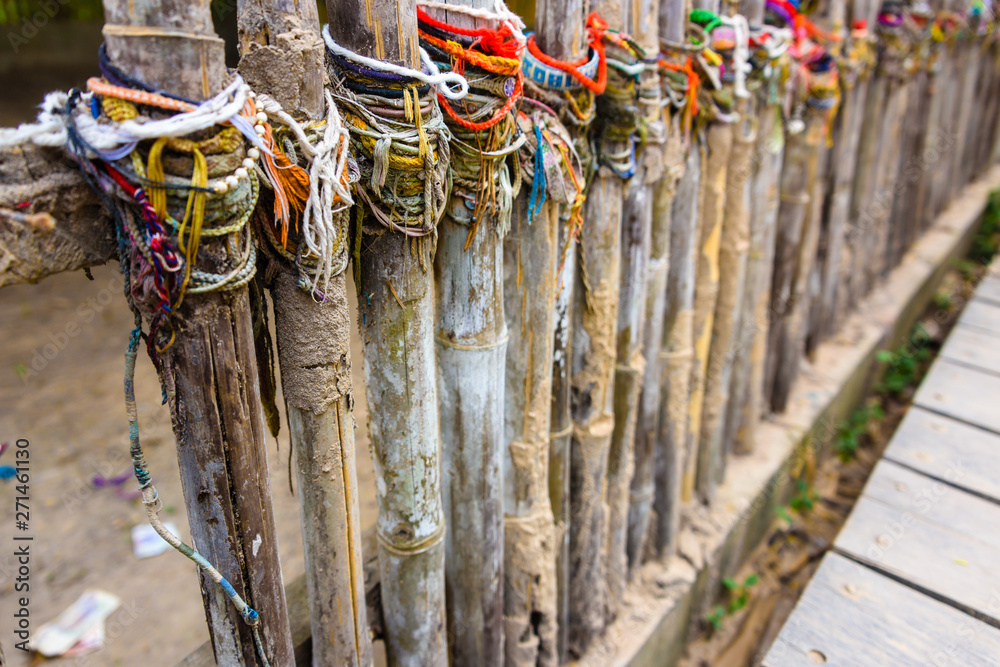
[0,264,380,666]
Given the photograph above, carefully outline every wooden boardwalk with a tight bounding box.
[764,262,1000,666]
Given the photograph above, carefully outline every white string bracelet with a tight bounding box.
[719,15,752,99]
[322,24,470,101]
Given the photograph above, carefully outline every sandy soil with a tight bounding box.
[0,264,379,666]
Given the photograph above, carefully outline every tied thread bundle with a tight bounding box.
[595,28,648,179]
[323,23,454,278]
[253,91,358,299]
[0,46,361,667]
[417,2,528,242]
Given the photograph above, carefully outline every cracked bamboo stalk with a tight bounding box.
[706,98,755,479]
[236,1,372,664]
[627,0,687,574]
[605,0,662,622]
[98,1,297,663]
[721,0,767,455]
[567,1,627,652]
[691,117,733,500]
[827,0,875,334]
[434,1,508,663]
[658,141,700,531]
[765,112,825,413]
[731,91,784,453]
[503,192,561,666]
[535,1,587,661]
[325,1,448,664]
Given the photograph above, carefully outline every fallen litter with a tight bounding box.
[131,521,179,559]
[30,589,121,658]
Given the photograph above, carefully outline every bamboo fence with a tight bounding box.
[1,0,999,665]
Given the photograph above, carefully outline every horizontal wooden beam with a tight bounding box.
[0,145,115,289]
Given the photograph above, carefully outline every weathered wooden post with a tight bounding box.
[420,1,522,663]
[823,0,875,336]
[628,0,689,567]
[236,1,371,664]
[0,1,296,663]
[568,0,627,654]
[660,141,701,517]
[502,5,595,663]
[721,0,771,455]
[689,0,735,500]
[765,21,839,412]
[700,8,756,490]
[605,0,662,619]
[102,4,296,664]
[324,0,449,662]
[729,23,786,452]
[530,1,592,658]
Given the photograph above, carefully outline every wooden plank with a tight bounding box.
[957,298,1000,337]
[914,358,1000,434]
[940,325,1000,377]
[884,406,1000,504]
[973,275,1000,308]
[764,551,1000,667]
[834,459,1000,624]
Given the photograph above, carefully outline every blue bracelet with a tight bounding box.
[522,34,601,91]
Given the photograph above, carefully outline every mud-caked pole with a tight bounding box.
[503,6,592,659]
[532,1,592,659]
[567,0,629,654]
[605,0,663,619]
[325,0,449,662]
[699,8,757,492]
[419,1,523,663]
[236,1,372,664]
[689,22,734,501]
[90,0,293,666]
[627,0,689,567]
[99,2,296,664]
[725,0,786,454]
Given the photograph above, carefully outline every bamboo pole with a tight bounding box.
[325,2,449,664]
[657,142,701,527]
[567,0,627,653]
[100,1,295,663]
[502,190,561,665]
[722,0,767,455]
[235,2,372,665]
[629,0,688,567]
[827,0,875,333]
[605,0,663,620]
[627,15,686,570]
[730,89,785,452]
[765,109,825,413]
[691,114,734,499]
[706,97,754,477]
[533,1,588,661]
[429,2,515,663]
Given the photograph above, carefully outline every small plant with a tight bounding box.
[704,573,761,633]
[789,479,818,514]
[933,290,952,312]
[876,326,932,398]
[723,573,760,614]
[705,605,726,632]
[835,401,885,462]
